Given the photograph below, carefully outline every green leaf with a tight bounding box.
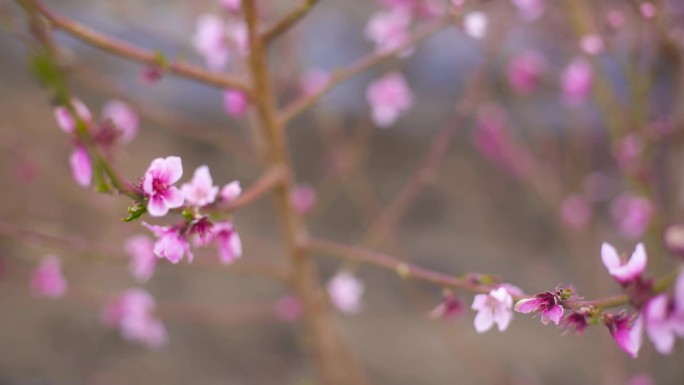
[122,203,147,222]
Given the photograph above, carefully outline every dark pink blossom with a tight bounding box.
[142,156,185,217]
[610,194,653,239]
[206,221,242,265]
[507,50,547,94]
[101,289,168,349]
[562,308,590,334]
[143,222,193,264]
[429,291,465,320]
[223,89,249,117]
[601,242,647,285]
[290,184,317,215]
[31,255,67,298]
[124,235,156,282]
[181,165,219,208]
[605,312,643,358]
[514,291,564,325]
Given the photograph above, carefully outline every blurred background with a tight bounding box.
[2,0,684,384]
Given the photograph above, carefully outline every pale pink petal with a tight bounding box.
[471,294,488,311]
[474,308,494,333]
[220,0,241,11]
[220,181,242,202]
[102,100,139,143]
[124,235,156,282]
[69,146,92,187]
[493,308,513,331]
[601,242,621,270]
[31,255,68,298]
[193,14,229,70]
[463,12,487,39]
[160,156,183,184]
[645,295,676,354]
[147,195,170,217]
[327,271,364,314]
[513,298,539,313]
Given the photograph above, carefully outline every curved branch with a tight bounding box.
[263,0,319,43]
[30,0,252,93]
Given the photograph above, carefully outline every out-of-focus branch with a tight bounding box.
[28,0,252,93]
[262,0,319,43]
[211,165,289,212]
[279,14,454,123]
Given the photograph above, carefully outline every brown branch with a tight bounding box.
[207,165,289,213]
[279,14,454,123]
[30,0,252,93]
[262,0,319,43]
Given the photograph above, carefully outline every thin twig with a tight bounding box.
[262,0,319,43]
[30,0,252,93]
[279,14,454,123]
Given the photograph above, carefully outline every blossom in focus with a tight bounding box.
[181,165,219,208]
[511,0,545,21]
[514,291,563,325]
[102,100,139,144]
[193,14,229,70]
[142,156,185,217]
[290,184,317,215]
[471,287,514,332]
[463,11,488,39]
[365,9,413,55]
[124,235,157,282]
[101,289,168,349]
[223,89,249,117]
[327,271,364,314]
[507,50,547,94]
[366,72,414,128]
[220,181,242,202]
[601,242,647,285]
[53,99,92,134]
[275,295,303,322]
[143,222,194,264]
[31,255,67,298]
[206,221,242,265]
[430,291,465,319]
[69,145,93,187]
[559,194,592,229]
[605,312,643,358]
[610,194,653,239]
[561,58,593,106]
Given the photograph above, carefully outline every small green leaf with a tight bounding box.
[122,203,147,222]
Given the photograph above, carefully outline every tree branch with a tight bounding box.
[262,0,319,43]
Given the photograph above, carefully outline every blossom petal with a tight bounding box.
[69,146,92,187]
[514,298,539,313]
[164,186,185,209]
[601,242,621,270]
[160,156,183,184]
[147,195,170,217]
[474,308,494,333]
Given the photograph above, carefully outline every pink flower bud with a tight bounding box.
[366,72,414,128]
[69,145,92,187]
[327,271,364,314]
[53,99,91,134]
[559,194,592,229]
[290,184,317,215]
[223,90,249,117]
[561,58,593,106]
[31,255,67,298]
[220,181,242,202]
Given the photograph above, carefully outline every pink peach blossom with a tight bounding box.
[327,271,364,314]
[605,312,643,358]
[290,184,317,215]
[102,100,139,144]
[640,2,656,19]
[366,72,414,128]
[124,235,156,282]
[143,222,193,264]
[223,89,249,117]
[561,58,593,106]
[463,12,488,39]
[365,9,413,55]
[220,181,242,202]
[31,255,67,298]
[559,194,592,229]
[69,145,92,187]
[102,289,168,349]
[193,14,229,70]
[207,221,242,265]
[514,291,563,325]
[471,287,514,332]
[430,291,464,319]
[511,0,545,21]
[507,50,547,94]
[643,294,677,354]
[664,225,684,257]
[580,34,604,55]
[142,156,185,217]
[219,0,241,12]
[601,242,647,285]
[181,165,219,207]
[610,194,653,239]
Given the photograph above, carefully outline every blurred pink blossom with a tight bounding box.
[463,11,488,39]
[514,291,563,325]
[143,222,194,264]
[601,242,647,285]
[580,34,604,55]
[181,165,219,207]
[429,291,464,319]
[562,309,589,334]
[275,295,303,322]
[511,0,545,21]
[290,184,317,215]
[206,221,242,265]
[69,145,92,187]
[53,99,91,134]
[327,271,364,314]
[640,2,656,19]
[31,255,67,298]
[473,104,532,176]
[219,0,241,12]
[124,235,157,282]
[643,294,677,354]
[102,100,139,144]
[605,312,643,358]
[627,374,654,385]
[664,225,684,257]
[613,134,644,171]
[193,14,230,70]
[102,289,168,349]
[507,50,547,94]
[142,156,185,217]
[220,181,242,202]
[607,9,625,29]
[559,194,592,229]
[366,72,414,128]
[561,58,593,106]
[365,9,413,55]
[611,194,653,239]
[223,89,249,117]
[471,287,514,332]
